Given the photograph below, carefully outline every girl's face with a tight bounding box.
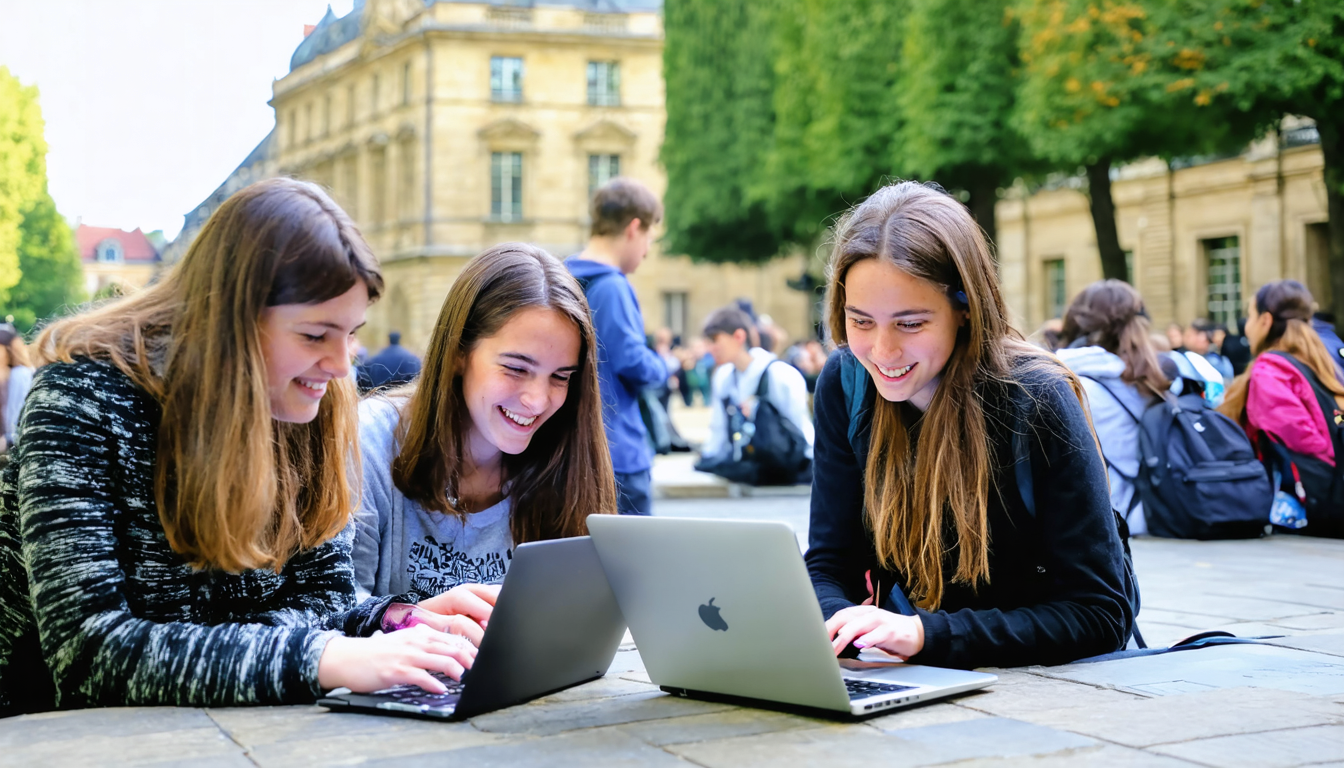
[1244,297,1272,350]
[460,306,581,464]
[259,280,369,424]
[842,258,966,412]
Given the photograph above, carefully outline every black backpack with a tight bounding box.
[696,360,810,486]
[1082,377,1272,540]
[1258,352,1344,538]
[841,353,1146,647]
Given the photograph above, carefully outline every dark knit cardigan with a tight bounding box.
[0,358,394,716]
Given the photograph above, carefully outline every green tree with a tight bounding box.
[896,0,1036,250]
[754,0,906,246]
[1141,1,1344,320]
[0,67,48,299]
[9,189,85,332]
[1014,0,1257,282]
[660,0,782,263]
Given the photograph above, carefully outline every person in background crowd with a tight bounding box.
[1028,318,1064,352]
[786,338,831,394]
[1224,317,1253,377]
[697,306,814,474]
[652,327,680,413]
[1311,311,1344,381]
[0,325,34,453]
[0,178,477,717]
[1165,322,1185,352]
[364,331,422,389]
[1184,319,1234,383]
[1221,280,1344,468]
[353,244,616,620]
[808,181,1132,669]
[565,177,666,516]
[692,337,716,404]
[1056,281,1171,536]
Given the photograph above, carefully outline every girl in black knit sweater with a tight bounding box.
[807,181,1133,669]
[0,179,481,716]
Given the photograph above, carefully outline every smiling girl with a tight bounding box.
[352,243,616,636]
[806,181,1134,669]
[0,179,476,716]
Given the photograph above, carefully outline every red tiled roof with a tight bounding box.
[75,226,159,263]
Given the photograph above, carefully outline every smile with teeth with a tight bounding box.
[876,363,915,380]
[499,406,537,427]
[296,378,328,395]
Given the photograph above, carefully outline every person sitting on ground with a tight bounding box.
[1220,280,1344,484]
[0,324,34,453]
[696,306,814,485]
[364,330,422,389]
[0,179,478,717]
[1184,318,1234,383]
[1056,280,1171,537]
[354,244,616,633]
[1165,321,1185,352]
[807,181,1133,670]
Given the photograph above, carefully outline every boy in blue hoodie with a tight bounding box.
[566,178,667,515]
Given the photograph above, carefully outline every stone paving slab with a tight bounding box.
[1015,686,1344,749]
[1150,723,1344,768]
[362,726,695,768]
[1038,643,1344,697]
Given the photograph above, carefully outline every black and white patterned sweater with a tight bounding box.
[0,358,393,716]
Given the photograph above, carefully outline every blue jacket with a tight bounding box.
[565,257,667,474]
[1311,316,1344,382]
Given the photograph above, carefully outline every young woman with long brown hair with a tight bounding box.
[0,178,477,716]
[352,243,616,636]
[806,181,1133,669]
[1220,280,1344,536]
[1056,280,1171,536]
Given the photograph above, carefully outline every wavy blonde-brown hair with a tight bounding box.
[390,243,616,543]
[1220,279,1344,422]
[827,181,1088,610]
[35,177,383,572]
[1059,279,1170,399]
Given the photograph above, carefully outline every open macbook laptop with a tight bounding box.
[319,535,626,720]
[587,516,996,717]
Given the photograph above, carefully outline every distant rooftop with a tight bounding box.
[290,0,664,71]
[76,226,160,263]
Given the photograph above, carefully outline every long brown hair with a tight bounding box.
[36,177,383,572]
[1221,280,1344,421]
[827,180,1086,610]
[1059,279,1170,398]
[390,243,616,543]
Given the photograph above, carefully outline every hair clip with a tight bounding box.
[955,290,968,307]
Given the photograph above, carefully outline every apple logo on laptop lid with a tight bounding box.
[699,598,729,631]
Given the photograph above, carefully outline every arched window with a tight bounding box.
[96,239,124,263]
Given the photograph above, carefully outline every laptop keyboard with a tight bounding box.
[373,672,466,709]
[844,678,917,700]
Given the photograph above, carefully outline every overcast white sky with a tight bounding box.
[0,0,357,240]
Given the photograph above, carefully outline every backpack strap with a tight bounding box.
[839,351,872,456]
[1076,375,1141,485]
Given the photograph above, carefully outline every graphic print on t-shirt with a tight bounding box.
[406,535,512,595]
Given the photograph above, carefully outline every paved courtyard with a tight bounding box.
[3,489,1342,767]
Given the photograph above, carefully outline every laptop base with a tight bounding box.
[658,683,975,720]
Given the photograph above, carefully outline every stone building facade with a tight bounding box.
[269,0,812,354]
[995,128,1330,334]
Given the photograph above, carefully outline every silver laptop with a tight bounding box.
[586,516,996,717]
[319,535,626,720]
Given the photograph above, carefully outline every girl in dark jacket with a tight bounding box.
[806,181,1133,669]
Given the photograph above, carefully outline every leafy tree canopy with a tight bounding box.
[9,189,85,332]
[0,67,48,299]
[660,0,781,263]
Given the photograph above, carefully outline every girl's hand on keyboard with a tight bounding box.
[418,583,500,631]
[383,603,486,646]
[318,624,478,693]
[824,606,925,660]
